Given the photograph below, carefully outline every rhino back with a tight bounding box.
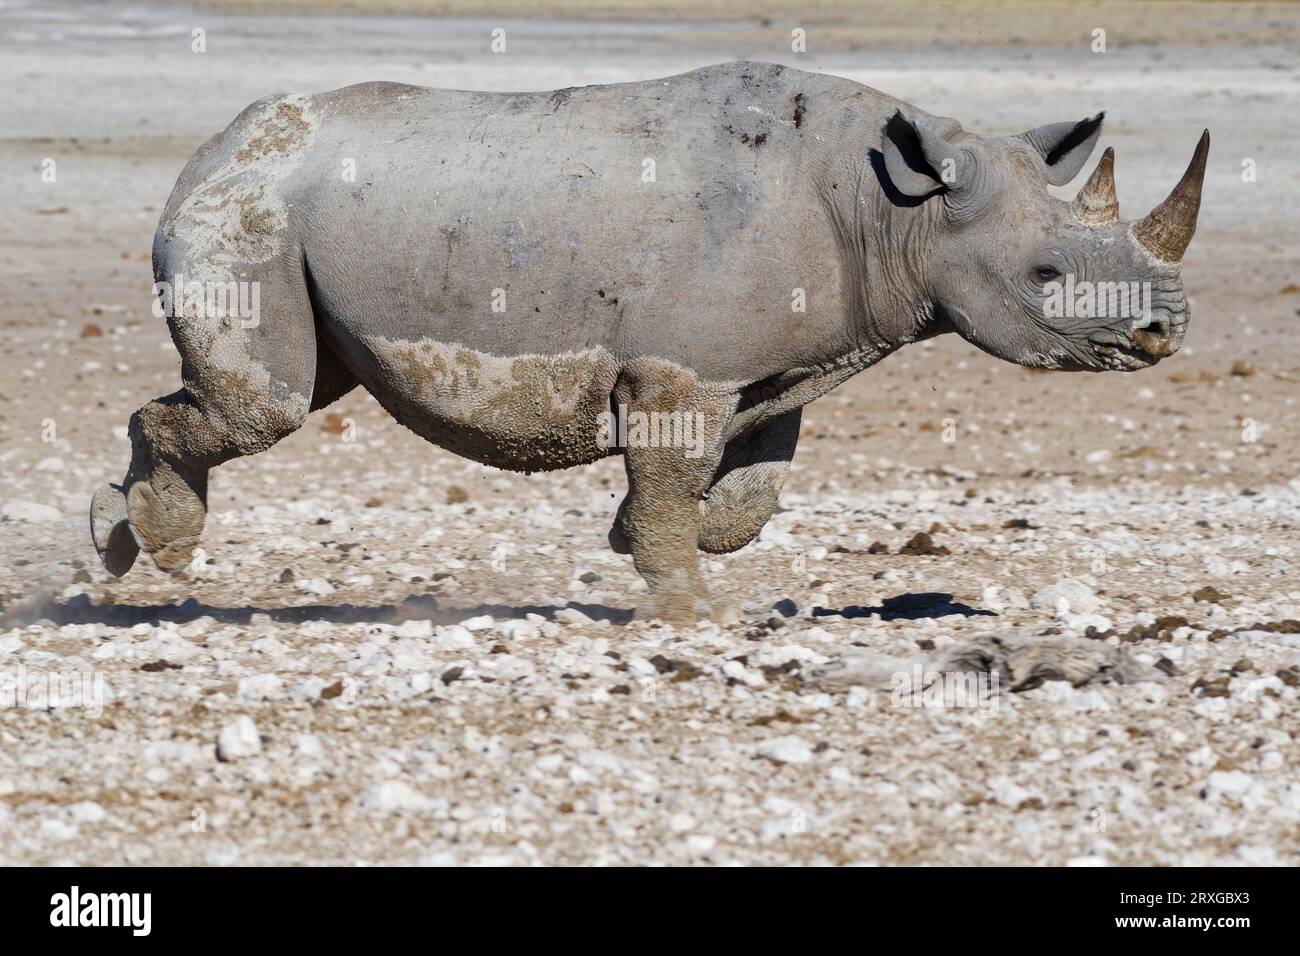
[288,63,891,384]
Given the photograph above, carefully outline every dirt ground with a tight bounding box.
[0,0,1298,865]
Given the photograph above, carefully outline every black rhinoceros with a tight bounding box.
[90,61,1208,621]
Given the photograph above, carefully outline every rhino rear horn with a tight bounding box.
[1018,113,1105,185]
[1131,130,1210,263]
[1073,147,1119,225]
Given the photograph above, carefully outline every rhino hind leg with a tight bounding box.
[95,376,309,575]
[92,389,224,576]
[92,260,320,575]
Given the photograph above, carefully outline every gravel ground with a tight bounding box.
[1,0,1298,865]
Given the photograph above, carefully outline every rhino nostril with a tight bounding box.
[1132,316,1167,336]
[1131,316,1177,358]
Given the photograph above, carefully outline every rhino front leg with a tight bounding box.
[698,408,802,554]
[610,407,803,556]
[611,361,731,623]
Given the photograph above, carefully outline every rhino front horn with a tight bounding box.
[1131,130,1210,262]
[1073,146,1118,225]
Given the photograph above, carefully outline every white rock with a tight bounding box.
[1235,845,1279,865]
[686,834,716,856]
[395,619,433,639]
[68,801,106,823]
[2,501,63,522]
[722,659,765,688]
[460,614,495,632]
[758,735,814,765]
[237,673,286,700]
[1060,612,1113,633]
[553,607,594,626]
[1029,578,1102,615]
[989,775,1038,807]
[1204,770,1259,804]
[492,619,539,641]
[40,818,79,840]
[216,716,262,761]
[360,780,430,813]
[435,625,475,650]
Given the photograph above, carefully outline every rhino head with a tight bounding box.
[881,111,1209,371]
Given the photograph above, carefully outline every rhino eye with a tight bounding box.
[1034,265,1062,282]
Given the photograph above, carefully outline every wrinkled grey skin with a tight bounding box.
[90,61,1208,621]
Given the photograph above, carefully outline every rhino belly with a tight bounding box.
[345,334,621,473]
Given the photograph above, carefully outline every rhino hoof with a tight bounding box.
[90,483,140,577]
[126,481,202,573]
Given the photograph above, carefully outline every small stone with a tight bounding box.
[395,619,433,639]
[69,801,106,823]
[1030,579,1101,615]
[758,735,813,765]
[360,780,430,813]
[553,607,594,626]
[686,834,716,855]
[40,819,79,841]
[772,598,798,617]
[898,531,949,556]
[1,501,63,522]
[237,673,285,700]
[435,625,475,650]
[1203,769,1257,804]
[216,716,262,761]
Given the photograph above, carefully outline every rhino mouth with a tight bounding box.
[1086,334,1161,371]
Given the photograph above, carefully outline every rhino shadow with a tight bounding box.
[813,591,996,621]
[31,593,634,629]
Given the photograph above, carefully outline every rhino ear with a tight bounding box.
[881,110,964,198]
[1017,113,1105,186]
